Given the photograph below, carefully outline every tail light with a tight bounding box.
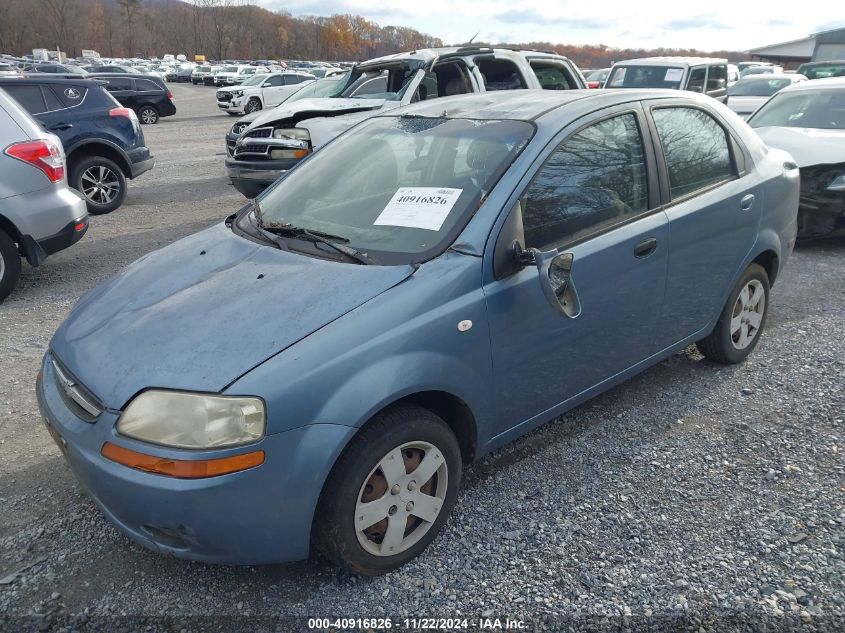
[167,91,173,100]
[4,138,65,182]
[587,81,600,89]
[109,107,136,120]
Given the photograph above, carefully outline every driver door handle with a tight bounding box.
[634,237,658,258]
[50,123,73,131]
[740,194,755,211]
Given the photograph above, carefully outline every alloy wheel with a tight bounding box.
[81,165,120,205]
[354,441,448,557]
[730,279,765,350]
[246,99,261,113]
[140,107,158,124]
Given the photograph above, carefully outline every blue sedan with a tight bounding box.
[37,89,799,575]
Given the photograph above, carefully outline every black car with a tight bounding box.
[90,74,176,124]
[0,77,155,214]
[83,65,138,74]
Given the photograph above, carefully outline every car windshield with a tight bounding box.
[584,69,608,82]
[798,64,845,80]
[63,65,88,75]
[241,74,266,86]
[223,66,238,72]
[606,65,684,89]
[286,75,348,102]
[729,78,793,96]
[254,116,534,264]
[337,61,424,100]
[748,89,845,129]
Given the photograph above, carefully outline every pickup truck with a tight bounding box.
[216,71,316,115]
[225,46,586,197]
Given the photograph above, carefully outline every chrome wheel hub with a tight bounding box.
[354,441,448,557]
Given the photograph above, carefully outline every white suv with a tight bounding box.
[214,65,248,87]
[216,71,315,115]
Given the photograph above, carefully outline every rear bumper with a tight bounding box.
[36,217,89,256]
[159,100,177,117]
[127,148,155,179]
[225,156,299,198]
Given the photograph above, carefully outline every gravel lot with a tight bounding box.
[1,84,844,632]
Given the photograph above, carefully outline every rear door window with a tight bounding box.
[651,107,735,199]
[105,77,134,92]
[529,60,577,90]
[135,78,161,92]
[4,84,47,114]
[475,58,527,91]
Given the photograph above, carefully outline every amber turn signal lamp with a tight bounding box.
[101,442,264,479]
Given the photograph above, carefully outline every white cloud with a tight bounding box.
[258,0,842,52]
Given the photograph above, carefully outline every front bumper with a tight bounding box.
[797,166,845,238]
[36,353,356,565]
[225,156,299,198]
[217,99,244,114]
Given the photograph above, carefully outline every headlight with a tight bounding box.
[272,128,310,141]
[828,175,845,191]
[233,90,243,97]
[117,390,265,449]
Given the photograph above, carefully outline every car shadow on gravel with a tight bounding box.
[127,176,238,205]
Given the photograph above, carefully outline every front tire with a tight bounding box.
[137,105,159,124]
[0,229,22,302]
[70,156,127,215]
[314,405,462,575]
[696,263,770,364]
[245,97,262,113]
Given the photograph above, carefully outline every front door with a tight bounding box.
[262,75,286,107]
[483,107,670,437]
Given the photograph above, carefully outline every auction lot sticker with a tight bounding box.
[374,187,463,231]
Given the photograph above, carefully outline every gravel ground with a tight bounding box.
[1,84,844,632]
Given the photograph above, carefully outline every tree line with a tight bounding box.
[0,0,445,62]
[0,0,747,66]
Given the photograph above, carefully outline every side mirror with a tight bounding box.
[535,250,581,318]
[493,200,527,279]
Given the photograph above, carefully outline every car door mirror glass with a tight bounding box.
[535,249,581,318]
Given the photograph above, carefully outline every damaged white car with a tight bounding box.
[224,46,586,198]
[749,77,845,238]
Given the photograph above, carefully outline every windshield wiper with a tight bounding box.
[251,203,375,265]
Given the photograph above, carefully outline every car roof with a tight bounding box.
[358,46,572,69]
[736,73,804,81]
[378,88,688,122]
[614,56,728,66]
[798,60,845,67]
[777,76,845,92]
[0,76,102,86]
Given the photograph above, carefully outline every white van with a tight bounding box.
[605,57,730,100]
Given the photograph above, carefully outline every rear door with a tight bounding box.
[645,100,760,345]
[102,76,136,108]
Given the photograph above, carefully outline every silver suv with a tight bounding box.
[0,88,88,301]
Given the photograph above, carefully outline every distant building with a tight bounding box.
[749,27,845,69]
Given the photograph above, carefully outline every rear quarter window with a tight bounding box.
[54,85,88,108]
[135,78,162,92]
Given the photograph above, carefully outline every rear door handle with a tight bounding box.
[634,237,658,258]
[50,123,73,131]
[740,194,755,211]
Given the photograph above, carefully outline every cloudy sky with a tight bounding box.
[263,0,843,52]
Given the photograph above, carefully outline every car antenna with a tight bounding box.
[467,32,479,44]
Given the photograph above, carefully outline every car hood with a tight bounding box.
[726,95,767,112]
[754,126,845,167]
[245,97,386,132]
[50,222,415,409]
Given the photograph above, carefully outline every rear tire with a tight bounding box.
[137,105,159,124]
[70,156,127,215]
[696,263,770,364]
[314,404,462,575]
[0,229,22,302]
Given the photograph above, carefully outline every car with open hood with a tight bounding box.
[748,77,845,238]
[39,88,797,575]
[225,47,587,198]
